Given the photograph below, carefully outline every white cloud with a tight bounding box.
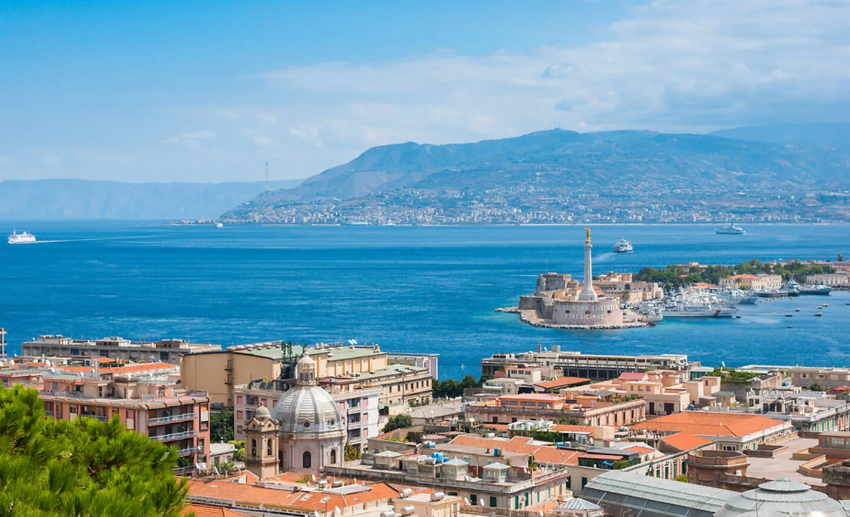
[164,129,216,149]
[258,0,850,153]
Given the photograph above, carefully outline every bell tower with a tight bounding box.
[245,406,280,480]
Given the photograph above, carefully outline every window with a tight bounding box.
[330,449,337,464]
[266,438,272,456]
[489,497,497,508]
[251,439,257,457]
[470,495,478,506]
[303,451,312,469]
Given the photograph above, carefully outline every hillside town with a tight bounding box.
[5,322,850,517]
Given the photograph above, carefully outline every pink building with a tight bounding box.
[37,363,211,475]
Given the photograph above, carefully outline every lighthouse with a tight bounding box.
[578,227,598,301]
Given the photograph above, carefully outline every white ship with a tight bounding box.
[214,222,224,228]
[716,223,746,235]
[799,283,832,295]
[660,295,738,318]
[613,238,633,253]
[8,230,36,244]
[779,280,801,296]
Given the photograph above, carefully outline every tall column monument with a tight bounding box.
[578,227,598,301]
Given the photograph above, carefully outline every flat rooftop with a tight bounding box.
[744,437,823,486]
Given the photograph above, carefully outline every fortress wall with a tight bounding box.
[552,299,623,326]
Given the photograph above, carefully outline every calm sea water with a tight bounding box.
[1,221,849,380]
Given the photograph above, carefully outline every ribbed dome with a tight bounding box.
[715,478,847,517]
[271,385,343,433]
[255,405,271,419]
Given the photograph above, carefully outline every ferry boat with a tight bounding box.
[613,238,633,253]
[716,223,746,235]
[214,222,224,228]
[7,230,36,244]
[799,283,832,295]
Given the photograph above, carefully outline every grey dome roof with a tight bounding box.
[271,385,343,433]
[255,405,271,419]
[715,478,847,517]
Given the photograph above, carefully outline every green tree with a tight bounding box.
[228,440,245,461]
[344,442,361,461]
[460,375,477,392]
[210,410,234,443]
[839,254,844,262]
[478,373,494,386]
[382,414,413,433]
[809,383,826,392]
[557,416,580,425]
[0,384,189,516]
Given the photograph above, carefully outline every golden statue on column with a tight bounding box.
[584,226,591,244]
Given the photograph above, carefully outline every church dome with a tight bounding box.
[254,405,271,419]
[715,478,847,517]
[271,385,343,433]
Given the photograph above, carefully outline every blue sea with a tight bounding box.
[1,222,849,380]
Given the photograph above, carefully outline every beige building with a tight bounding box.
[584,371,722,416]
[466,392,646,427]
[181,343,431,412]
[392,492,463,517]
[719,274,782,290]
[595,272,664,303]
[22,335,220,365]
[807,273,849,286]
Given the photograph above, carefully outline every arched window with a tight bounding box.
[266,438,273,456]
[251,439,257,457]
[330,448,337,464]
[302,451,312,469]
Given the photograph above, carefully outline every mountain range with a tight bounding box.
[0,179,302,220]
[225,123,850,224]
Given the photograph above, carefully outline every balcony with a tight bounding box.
[45,410,54,418]
[81,414,109,422]
[177,447,200,457]
[151,430,197,442]
[174,466,195,475]
[149,412,197,425]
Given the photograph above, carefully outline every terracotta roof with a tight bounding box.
[728,274,760,280]
[660,432,714,451]
[536,377,591,390]
[532,447,581,466]
[631,412,784,437]
[450,435,539,455]
[617,372,647,381]
[625,445,655,455]
[102,362,176,374]
[183,504,248,517]
[186,480,399,512]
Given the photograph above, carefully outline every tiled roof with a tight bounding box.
[660,432,714,451]
[532,447,581,466]
[536,377,591,390]
[617,372,648,381]
[186,480,399,511]
[449,434,580,465]
[625,445,655,455]
[183,504,248,517]
[631,412,784,437]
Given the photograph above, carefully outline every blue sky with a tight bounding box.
[1,0,848,183]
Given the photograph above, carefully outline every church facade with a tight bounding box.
[244,352,346,477]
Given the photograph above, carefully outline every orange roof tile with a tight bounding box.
[183,504,248,517]
[536,377,591,390]
[625,445,655,455]
[531,447,581,466]
[550,424,595,434]
[660,432,714,451]
[631,412,784,437]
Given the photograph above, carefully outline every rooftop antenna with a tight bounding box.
[265,161,270,191]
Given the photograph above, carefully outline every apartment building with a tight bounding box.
[38,363,210,474]
[807,273,850,286]
[584,371,722,416]
[466,392,646,427]
[481,347,692,381]
[233,377,381,452]
[181,342,431,412]
[22,335,220,365]
[387,352,439,379]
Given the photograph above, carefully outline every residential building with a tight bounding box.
[481,347,692,381]
[181,342,431,412]
[22,335,220,365]
[630,411,794,452]
[466,392,646,427]
[210,442,237,468]
[742,389,850,434]
[38,363,210,475]
[392,491,462,517]
[387,352,439,379]
[583,370,723,416]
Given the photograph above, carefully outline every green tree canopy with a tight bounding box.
[210,409,234,443]
[0,385,190,517]
[382,414,413,433]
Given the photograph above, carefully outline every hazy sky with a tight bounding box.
[1,0,848,183]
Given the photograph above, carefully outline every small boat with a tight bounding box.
[716,222,746,235]
[823,303,829,307]
[613,238,634,253]
[8,230,36,244]
[795,309,801,312]
[785,314,793,317]
[215,222,224,228]
[815,313,823,317]
[787,325,794,328]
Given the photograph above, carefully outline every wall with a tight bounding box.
[552,300,623,327]
[181,352,279,407]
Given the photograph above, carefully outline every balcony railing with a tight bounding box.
[81,414,109,422]
[174,466,195,475]
[151,430,197,442]
[177,447,199,457]
[44,410,54,417]
[149,412,197,425]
